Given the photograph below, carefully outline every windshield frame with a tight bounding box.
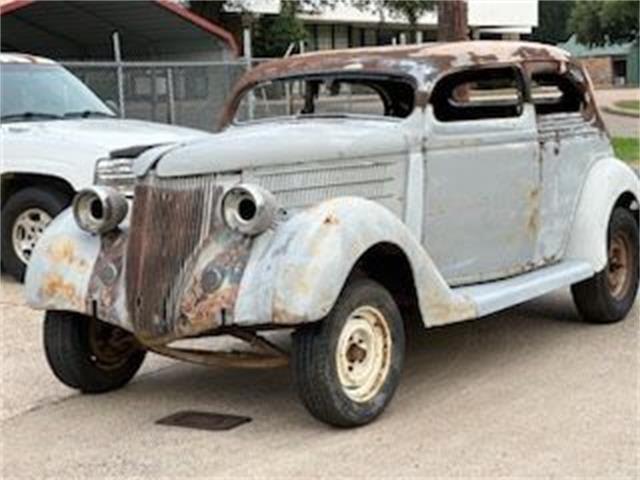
[223,71,417,128]
[0,63,115,123]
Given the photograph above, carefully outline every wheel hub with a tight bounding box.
[336,305,392,403]
[11,207,52,264]
[88,319,139,371]
[606,231,632,300]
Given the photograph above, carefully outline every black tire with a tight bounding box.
[1,186,71,281]
[292,278,405,427]
[44,311,146,393]
[571,207,639,323]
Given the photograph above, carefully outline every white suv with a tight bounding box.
[0,53,209,280]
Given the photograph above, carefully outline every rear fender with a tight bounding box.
[233,197,476,327]
[565,158,639,271]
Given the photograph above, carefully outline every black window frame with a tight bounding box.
[530,71,586,115]
[430,65,528,122]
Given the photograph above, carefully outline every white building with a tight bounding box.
[240,0,538,51]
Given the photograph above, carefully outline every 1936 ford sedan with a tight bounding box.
[25,42,639,427]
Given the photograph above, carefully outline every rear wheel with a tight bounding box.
[571,207,639,323]
[44,311,146,393]
[1,187,71,281]
[292,279,405,427]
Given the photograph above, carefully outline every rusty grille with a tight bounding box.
[126,175,223,343]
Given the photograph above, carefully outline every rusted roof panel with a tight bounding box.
[240,41,573,90]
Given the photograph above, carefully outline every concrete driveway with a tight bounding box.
[1,274,638,478]
[594,88,640,138]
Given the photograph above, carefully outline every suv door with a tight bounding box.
[424,66,540,285]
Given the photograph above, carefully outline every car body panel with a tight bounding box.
[565,158,640,271]
[23,42,638,353]
[152,118,409,178]
[424,104,541,285]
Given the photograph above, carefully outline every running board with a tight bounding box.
[453,260,595,318]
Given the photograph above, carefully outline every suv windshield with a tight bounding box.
[1,63,115,122]
[234,74,415,123]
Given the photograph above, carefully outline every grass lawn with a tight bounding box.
[614,100,640,112]
[612,137,640,165]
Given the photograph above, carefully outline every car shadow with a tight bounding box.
[98,288,606,431]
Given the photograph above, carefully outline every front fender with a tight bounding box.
[25,210,98,313]
[565,158,639,271]
[234,197,476,327]
[24,209,133,332]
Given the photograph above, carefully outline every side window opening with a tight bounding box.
[430,67,524,122]
[235,75,415,123]
[531,72,584,115]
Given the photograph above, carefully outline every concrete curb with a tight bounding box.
[602,106,640,119]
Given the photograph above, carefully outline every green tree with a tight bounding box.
[532,0,576,44]
[569,0,639,46]
[253,1,308,57]
[354,0,435,41]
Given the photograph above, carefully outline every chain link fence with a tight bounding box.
[63,60,261,132]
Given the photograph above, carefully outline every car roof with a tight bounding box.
[0,53,57,65]
[236,41,574,92]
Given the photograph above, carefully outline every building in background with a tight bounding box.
[236,0,538,51]
[558,34,639,87]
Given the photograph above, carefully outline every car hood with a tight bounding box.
[5,118,209,158]
[151,119,409,177]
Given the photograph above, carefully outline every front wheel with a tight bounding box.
[292,279,405,427]
[571,207,639,323]
[44,311,146,393]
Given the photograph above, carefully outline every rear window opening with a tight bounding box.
[531,72,585,115]
[234,74,415,123]
[430,67,525,122]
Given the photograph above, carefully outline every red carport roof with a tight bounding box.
[0,0,239,56]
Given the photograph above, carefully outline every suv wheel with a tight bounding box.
[44,311,146,393]
[1,187,71,281]
[571,207,639,323]
[292,278,405,427]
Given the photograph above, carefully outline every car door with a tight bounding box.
[529,67,608,265]
[423,66,541,285]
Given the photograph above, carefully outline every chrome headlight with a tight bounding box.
[94,157,135,196]
[72,186,128,234]
[221,184,277,236]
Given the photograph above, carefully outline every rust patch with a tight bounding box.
[87,230,129,329]
[178,237,251,338]
[272,306,306,325]
[41,272,81,307]
[48,238,75,263]
[527,187,541,236]
[323,213,339,225]
[180,285,238,334]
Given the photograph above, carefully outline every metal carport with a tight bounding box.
[0,0,238,60]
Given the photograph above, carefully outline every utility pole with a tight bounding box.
[437,0,469,42]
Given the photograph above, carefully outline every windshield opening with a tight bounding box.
[0,64,115,122]
[234,74,415,123]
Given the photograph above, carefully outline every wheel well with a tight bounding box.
[1,173,75,206]
[615,191,639,225]
[352,242,423,328]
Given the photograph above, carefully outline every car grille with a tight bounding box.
[126,174,223,343]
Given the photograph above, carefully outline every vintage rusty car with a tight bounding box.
[25,41,639,427]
